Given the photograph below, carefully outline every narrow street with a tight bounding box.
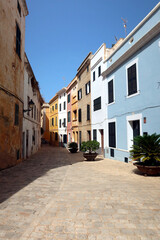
[0,145,160,240]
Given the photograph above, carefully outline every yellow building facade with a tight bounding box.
[71,77,78,144]
[49,95,59,146]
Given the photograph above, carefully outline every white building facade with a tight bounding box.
[22,54,43,159]
[57,88,67,147]
[91,44,107,155]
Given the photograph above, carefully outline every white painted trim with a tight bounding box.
[126,113,142,150]
[126,58,139,98]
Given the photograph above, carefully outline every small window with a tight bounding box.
[59,103,61,111]
[56,117,57,126]
[87,104,90,120]
[63,118,66,127]
[52,106,54,111]
[17,149,20,160]
[64,93,65,96]
[78,89,82,100]
[68,94,70,103]
[68,111,71,122]
[34,105,36,120]
[59,119,61,128]
[87,65,89,72]
[15,104,19,125]
[55,104,57,109]
[93,71,95,81]
[64,101,66,110]
[17,0,21,16]
[16,23,21,58]
[98,66,101,77]
[79,75,81,81]
[108,79,114,104]
[55,132,58,141]
[93,97,101,111]
[78,109,82,122]
[93,129,97,141]
[85,81,90,95]
[52,118,54,126]
[127,63,137,96]
[109,122,116,148]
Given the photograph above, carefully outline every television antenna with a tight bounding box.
[121,18,127,37]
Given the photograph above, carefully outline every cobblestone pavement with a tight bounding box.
[0,145,160,240]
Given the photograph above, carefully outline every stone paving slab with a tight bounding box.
[0,145,160,240]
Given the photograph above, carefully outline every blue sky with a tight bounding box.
[25,0,159,103]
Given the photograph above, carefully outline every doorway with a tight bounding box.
[100,129,104,155]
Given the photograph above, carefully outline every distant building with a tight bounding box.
[41,103,50,143]
[57,88,67,147]
[0,0,28,169]
[66,76,77,143]
[77,52,92,149]
[23,54,44,159]
[49,94,59,146]
[102,2,160,162]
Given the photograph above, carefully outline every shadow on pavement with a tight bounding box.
[0,145,84,204]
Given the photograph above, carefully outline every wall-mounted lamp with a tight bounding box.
[23,99,34,112]
[143,117,147,124]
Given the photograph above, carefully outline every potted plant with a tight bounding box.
[81,140,100,161]
[130,133,160,176]
[68,142,78,153]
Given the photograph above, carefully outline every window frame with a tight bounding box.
[87,104,90,121]
[85,81,90,95]
[93,97,101,111]
[68,111,71,122]
[78,88,82,100]
[16,23,21,58]
[93,129,97,141]
[93,71,95,81]
[98,66,101,77]
[78,108,82,122]
[108,120,116,148]
[126,58,139,98]
[108,76,115,105]
[14,103,19,126]
[67,94,70,103]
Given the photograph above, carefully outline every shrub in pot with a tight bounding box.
[68,142,78,153]
[130,133,160,175]
[81,140,100,161]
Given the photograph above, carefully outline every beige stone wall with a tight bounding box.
[77,54,92,144]
[0,0,28,169]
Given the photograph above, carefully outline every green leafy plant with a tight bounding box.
[81,140,100,153]
[130,133,160,166]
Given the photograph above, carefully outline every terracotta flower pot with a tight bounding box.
[83,152,98,161]
[134,163,160,176]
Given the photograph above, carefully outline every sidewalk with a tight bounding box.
[0,145,160,240]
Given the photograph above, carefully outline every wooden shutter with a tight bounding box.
[109,122,116,148]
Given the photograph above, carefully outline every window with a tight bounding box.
[17,0,21,16]
[52,118,54,126]
[55,104,57,109]
[87,104,90,120]
[93,130,97,141]
[87,65,89,72]
[34,105,36,120]
[32,129,35,145]
[63,118,66,127]
[73,110,77,120]
[15,104,19,125]
[27,96,30,116]
[85,81,90,95]
[109,122,116,148]
[52,106,54,111]
[93,71,95,81]
[108,79,114,104]
[56,117,57,126]
[127,63,137,96]
[98,66,101,77]
[59,119,61,128]
[16,23,21,58]
[78,109,82,122]
[64,93,65,96]
[93,97,101,111]
[17,149,20,160]
[59,103,61,111]
[63,134,67,144]
[68,94,70,103]
[68,111,71,122]
[78,89,82,100]
[55,132,58,141]
[79,75,81,81]
[64,101,66,110]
